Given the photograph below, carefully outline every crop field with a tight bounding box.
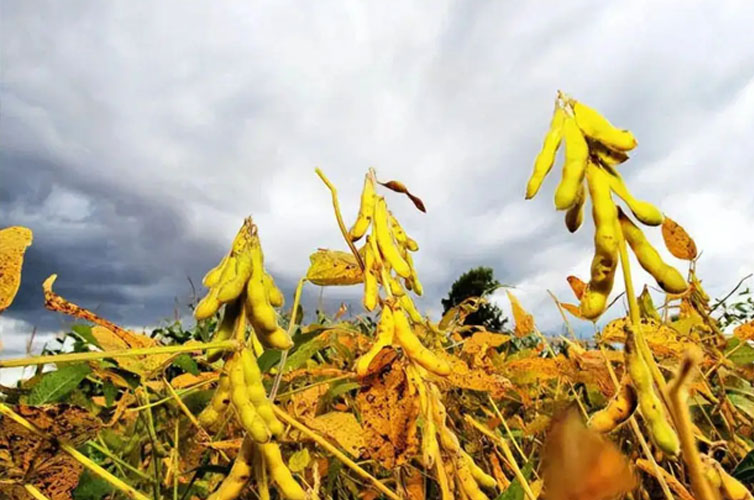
[0,95,752,500]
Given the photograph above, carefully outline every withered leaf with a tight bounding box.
[0,226,33,313]
[306,249,364,286]
[662,216,697,260]
[507,291,534,337]
[356,356,419,468]
[566,275,587,300]
[0,405,100,499]
[378,180,426,213]
[307,411,366,458]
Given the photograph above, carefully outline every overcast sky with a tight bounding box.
[2,1,753,370]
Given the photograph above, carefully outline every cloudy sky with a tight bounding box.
[2,1,753,370]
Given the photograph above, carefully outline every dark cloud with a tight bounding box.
[1,1,753,367]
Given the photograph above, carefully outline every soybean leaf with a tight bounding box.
[28,363,91,405]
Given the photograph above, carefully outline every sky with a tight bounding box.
[2,1,753,376]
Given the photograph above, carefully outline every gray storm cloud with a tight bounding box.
[1,1,753,364]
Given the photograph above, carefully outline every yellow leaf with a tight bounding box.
[508,291,534,337]
[308,411,366,458]
[170,371,218,389]
[306,249,364,286]
[0,226,33,312]
[91,326,177,378]
[662,216,697,260]
[288,448,311,473]
[734,320,754,342]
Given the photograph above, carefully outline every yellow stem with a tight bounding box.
[616,222,673,403]
[272,406,400,500]
[464,415,536,500]
[24,484,51,500]
[315,167,365,271]
[598,345,675,500]
[668,349,718,500]
[269,277,307,400]
[0,340,238,368]
[0,402,150,500]
[162,376,209,440]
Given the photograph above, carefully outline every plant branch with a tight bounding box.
[0,340,238,369]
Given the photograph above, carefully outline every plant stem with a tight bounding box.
[315,167,365,271]
[0,402,150,500]
[0,340,238,368]
[616,223,672,400]
[668,349,717,500]
[270,277,307,401]
[272,406,401,500]
[23,484,51,500]
[464,415,536,500]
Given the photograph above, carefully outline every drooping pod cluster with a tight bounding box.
[408,366,497,500]
[207,437,306,500]
[348,173,423,312]
[196,218,292,357]
[196,218,305,500]
[349,172,449,376]
[526,93,687,319]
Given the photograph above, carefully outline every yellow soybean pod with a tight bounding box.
[258,442,307,500]
[394,306,450,376]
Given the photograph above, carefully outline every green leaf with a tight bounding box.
[172,353,199,375]
[73,469,114,500]
[102,379,117,407]
[71,324,100,347]
[28,363,91,405]
[728,394,754,420]
[288,448,311,473]
[285,335,329,373]
[257,349,281,373]
[733,449,754,484]
[725,338,754,366]
[495,461,533,500]
[325,381,360,402]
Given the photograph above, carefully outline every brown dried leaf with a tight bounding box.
[307,411,366,458]
[0,405,100,499]
[356,356,419,468]
[306,249,364,286]
[662,216,697,260]
[508,291,534,337]
[0,226,33,313]
[566,275,587,300]
[42,275,132,340]
[543,405,636,500]
[378,180,426,213]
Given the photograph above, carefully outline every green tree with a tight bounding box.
[441,266,507,331]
